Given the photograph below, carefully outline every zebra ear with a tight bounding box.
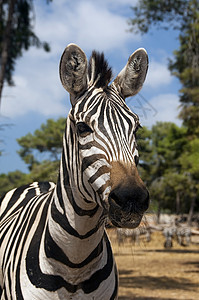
[112,48,148,99]
[59,44,88,100]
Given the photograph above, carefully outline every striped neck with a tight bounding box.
[45,149,108,281]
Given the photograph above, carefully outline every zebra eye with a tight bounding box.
[77,122,93,137]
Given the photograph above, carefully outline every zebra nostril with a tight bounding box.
[109,190,123,207]
[109,186,150,213]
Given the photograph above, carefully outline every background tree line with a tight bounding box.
[0,118,198,220]
[129,0,199,222]
[0,0,199,221]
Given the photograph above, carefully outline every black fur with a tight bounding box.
[88,51,112,88]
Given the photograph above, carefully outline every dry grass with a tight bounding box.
[107,229,199,300]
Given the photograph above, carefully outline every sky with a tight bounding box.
[0,0,182,174]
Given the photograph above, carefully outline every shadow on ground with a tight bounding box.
[119,296,179,300]
[119,297,180,300]
[140,249,199,254]
[118,270,198,292]
[183,261,199,273]
[115,249,199,257]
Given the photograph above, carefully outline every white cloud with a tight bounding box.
[129,93,182,128]
[145,60,172,89]
[34,0,140,53]
[72,2,132,51]
[2,0,141,118]
[1,51,68,118]
[139,93,182,127]
[100,0,138,6]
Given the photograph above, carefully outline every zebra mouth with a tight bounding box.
[108,196,143,228]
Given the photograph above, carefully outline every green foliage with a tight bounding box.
[136,125,152,184]
[129,0,188,33]
[168,1,199,137]
[129,0,199,216]
[17,118,65,170]
[137,122,199,214]
[0,170,29,196]
[0,161,59,196]
[129,0,199,138]
[179,139,199,179]
[29,160,60,183]
[0,117,65,195]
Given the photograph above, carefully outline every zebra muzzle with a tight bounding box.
[108,184,149,228]
[108,162,149,228]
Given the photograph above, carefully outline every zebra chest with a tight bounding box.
[1,219,118,299]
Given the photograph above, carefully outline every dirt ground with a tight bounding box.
[107,229,199,300]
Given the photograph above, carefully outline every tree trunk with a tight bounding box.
[176,191,180,215]
[187,197,195,226]
[156,200,162,224]
[0,0,16,108]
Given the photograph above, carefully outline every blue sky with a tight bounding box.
[0,0,182,174]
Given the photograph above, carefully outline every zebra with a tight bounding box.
[117,226,151,246]
[162,226,176,248]
[0,43,149,299]
[176,226,191,246]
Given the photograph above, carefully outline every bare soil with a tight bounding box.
[107,229,199,300]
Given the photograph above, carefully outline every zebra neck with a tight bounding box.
[46,173,106,266]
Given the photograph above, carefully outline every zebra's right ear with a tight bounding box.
[59,44,88,102]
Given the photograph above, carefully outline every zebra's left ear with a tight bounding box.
[111,48,148,99]
[59,44,88,103]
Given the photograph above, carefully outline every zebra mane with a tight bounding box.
[88,51,112,89]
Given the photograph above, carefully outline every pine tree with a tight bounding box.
[129,0,199,221]
[129,0,199,137]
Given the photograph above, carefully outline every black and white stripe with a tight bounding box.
[117,226,151,246]
[0,44,149,299]
[162,226,176,248]
[162,224,191,248]
[176,226,191,246]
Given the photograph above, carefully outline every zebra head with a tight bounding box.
[59,44,149,228]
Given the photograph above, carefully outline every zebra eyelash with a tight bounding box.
[76,122,93,137]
